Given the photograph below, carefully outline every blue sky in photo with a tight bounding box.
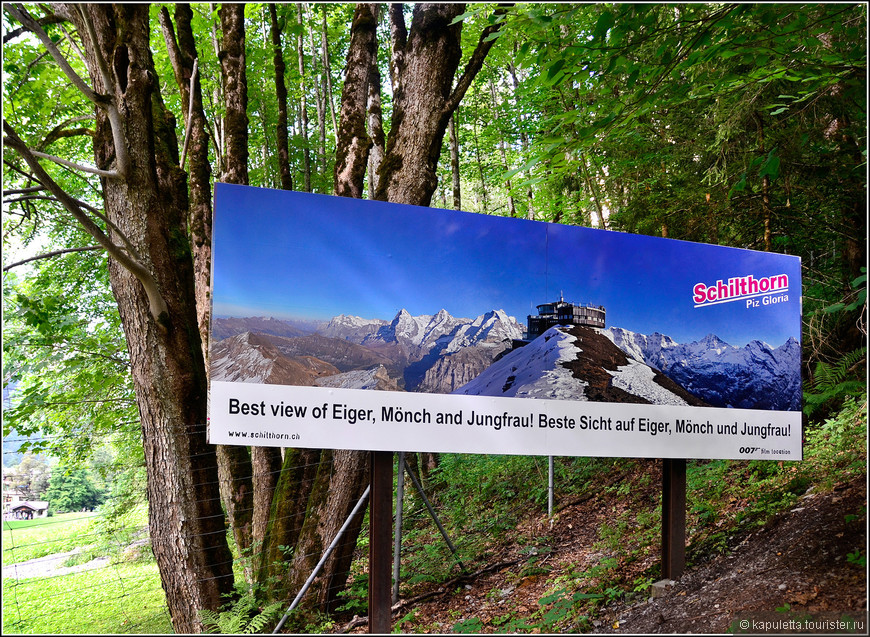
[211,184,802,347]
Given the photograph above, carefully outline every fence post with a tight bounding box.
[369,451,393,633]
[661,458,686,580]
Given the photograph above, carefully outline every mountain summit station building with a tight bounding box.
[523,295,606,341]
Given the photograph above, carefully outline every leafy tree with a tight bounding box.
[46,466,105,513]
[6,453,52,499]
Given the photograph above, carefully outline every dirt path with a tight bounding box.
[2,548,110,580]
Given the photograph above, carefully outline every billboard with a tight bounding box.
[208,183,802,461]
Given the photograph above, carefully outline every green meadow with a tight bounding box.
[2,512,172,634]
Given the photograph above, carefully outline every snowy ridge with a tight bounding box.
[315,365,399,391]
[322,314,387,342]
[210,332,339,385]
[442,309,523,353]
[210,332,277,383]
[454,325,694,404]
[602,327,801,410]
[454,327,588,399]
[609,359,688,406]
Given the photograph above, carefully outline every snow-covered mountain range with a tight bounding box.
[602,327,801,411]
[454,325,707,406]
[211,310,799,411]
[211,308,522,392]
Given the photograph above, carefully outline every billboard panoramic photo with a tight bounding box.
[208,183,802,460]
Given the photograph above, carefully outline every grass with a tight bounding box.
[2,560,172,634]
[3,512,101,564]
[3,508,171,634]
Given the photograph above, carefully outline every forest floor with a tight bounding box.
[342,462,867,634]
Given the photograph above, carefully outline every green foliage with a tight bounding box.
[45,467,105,513]
[452,616,484,633]
[804,346,867,417]
[334,571,368,615]
[2,254,138,469]
[199,594,284,634]
[846,550,866,568]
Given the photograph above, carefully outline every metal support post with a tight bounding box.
[661,458,686,580]
[404,462,465,573]
[369,451,393,634]
[392,452,405,604]
[273,485,371,633]
[548,455,554,518]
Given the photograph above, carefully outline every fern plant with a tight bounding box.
[199,595,284,634]
[803,346,866,417]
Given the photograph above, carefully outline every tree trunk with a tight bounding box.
[58,5,235,631]
[216,2,256,571]
[508,57,535,219]
[366,5,385,200]
[471,104,489,213]
[269,3,293,191]
[219,4,248,185]
[488,77,516,216]
[314,450,369,612]
[207,3,224,176]
[256,447,322,600]
[251,446,283,574]
[308,6,327,177]
[158,4,212,363]
[334,3,378,198]
[321,7,339,145]
[448,113,461,209]
[297,3,312,192]
[377,3,505,207]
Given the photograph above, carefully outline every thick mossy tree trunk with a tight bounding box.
[58,4,235,632]
[257,447,323,599]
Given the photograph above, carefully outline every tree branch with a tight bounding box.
[27,149,118,178]
[74,5,129,180]
[180,58,199,170]
[5,4,102,103]
[446,4,512,114]
[2,11,63,44]
[3,186,44,195]
[38,115,94,151]
[4,120,169,325]
[388,4,408,90]
[3,245,103,272]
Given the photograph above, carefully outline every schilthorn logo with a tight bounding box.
[693,274,789,308]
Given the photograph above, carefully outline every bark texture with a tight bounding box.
[257,447,322,599]
[269,3,293,190]
[57,5,234,632]
[219,3,248,184]
[334,3,378,198]
[376,3,505,207]
[158,4,213,362]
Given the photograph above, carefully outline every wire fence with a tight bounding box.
[3,427,566,634]
[2,444,378,634]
